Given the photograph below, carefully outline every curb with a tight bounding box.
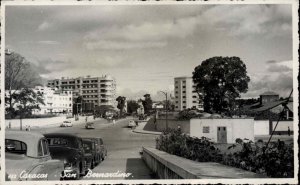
[132,129,161,135]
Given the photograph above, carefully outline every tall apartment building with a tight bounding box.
[174,76,203,111]
[47,75,117,108]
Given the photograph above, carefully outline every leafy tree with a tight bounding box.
[142,94,153,114]
[95,105,114,117]
[116,96,126,116]
[13,88,45,117]
[127,100,139,114]
[73,96,83,115]
[5,51,42,117]
[192,56,250,114]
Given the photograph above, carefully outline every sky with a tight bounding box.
[5,4,294,101]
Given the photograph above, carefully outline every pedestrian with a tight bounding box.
[86,116,88,122]
[288,126,291,136]
[113,119,116,126]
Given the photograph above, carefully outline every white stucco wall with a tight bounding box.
[272,121,293,131]
[254,120,269,135]
[190,118,254,143]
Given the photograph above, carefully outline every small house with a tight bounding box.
[190,118,254,143]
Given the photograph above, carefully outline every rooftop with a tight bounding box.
[260,91,279,96]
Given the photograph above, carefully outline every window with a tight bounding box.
[183,101,186,103]
[203,126,210,133]
[192,96,197,98]
[182,91,186,93]
[183,81,186,83]
[183,96,186,98]
[175,106,178,108]
[183,106,186,109]
[5,139,27,155]
[182,86,186,88]
[42,139,50,156]
[175,86,178,89]
[193,101,197,103]
[175,101,178,103]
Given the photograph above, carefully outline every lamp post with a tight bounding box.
[159,91,168,130]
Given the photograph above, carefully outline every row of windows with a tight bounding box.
[175,80,186,84]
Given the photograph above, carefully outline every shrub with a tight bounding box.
[156,129,222,162]
[222,139,294,178]
[156,131,294,178]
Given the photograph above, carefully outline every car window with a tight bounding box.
[5,139,27,155]
[38,140,43,156]
[42,139,50,156]
[83,141,92,153]
[47,138,69,146]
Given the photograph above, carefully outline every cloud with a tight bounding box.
[84,40,167,50]
[200,4,292,38]
[267,65,292,72]
[38,40,60,45]
[266,60,292,72]
[37,21,51,31]
[33,59,72,75]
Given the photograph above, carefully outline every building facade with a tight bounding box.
[47,75,117,108]
[174,76,203,111]
[5,86,73,115]
[260,91,279,104]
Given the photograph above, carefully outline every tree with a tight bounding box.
[5,51,42,117]
[192,56,250,114]
[13,88,45,117]
[116,96,126,117]
[127,100,139,114]
[142,94,153,114]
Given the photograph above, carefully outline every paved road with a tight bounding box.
[33,117,157,180]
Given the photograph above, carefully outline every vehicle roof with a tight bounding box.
[44,133,79,138]
[5,130,44,158]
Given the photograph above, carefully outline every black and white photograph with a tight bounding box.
[0,0,298,184]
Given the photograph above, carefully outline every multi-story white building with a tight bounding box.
[32,86,73,114]
[47,75,117,108]
[174,76,203,111]
[5,86,73,115]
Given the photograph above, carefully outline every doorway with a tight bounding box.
[217,127,227,143]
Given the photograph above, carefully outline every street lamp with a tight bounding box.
[159,91,168,130]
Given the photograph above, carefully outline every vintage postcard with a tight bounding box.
[0,0,298,184]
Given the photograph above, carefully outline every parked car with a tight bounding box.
[96,137,107,161]
[128,120,137,128]
[85,122,95,129]
[5,131,64,181]
[44,133,88,180]
[82,138,97,169]
[60,120,73,127]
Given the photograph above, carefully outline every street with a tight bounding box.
[33,118,157,180]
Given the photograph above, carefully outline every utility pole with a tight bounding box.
[159,91,168,130]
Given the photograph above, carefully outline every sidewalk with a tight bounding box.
[5,115,102,129]
[132,121,162,135]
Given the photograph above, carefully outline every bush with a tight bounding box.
[156,129,222,162]
[222,139,294,178]
[156,131,294,178]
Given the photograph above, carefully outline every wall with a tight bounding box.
[156,119,190,134]
[254,120,294,135]
[254,120,270,135]
[190,118,254,143]
[142,147,266,179]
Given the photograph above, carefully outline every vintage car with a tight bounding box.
[44,133,88,180]
[60,120,73,127]
[128,120,137,128]
[94,137,107,161]
[82,138,97,169]
[85,122,95,129]
[5,131,64,181]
